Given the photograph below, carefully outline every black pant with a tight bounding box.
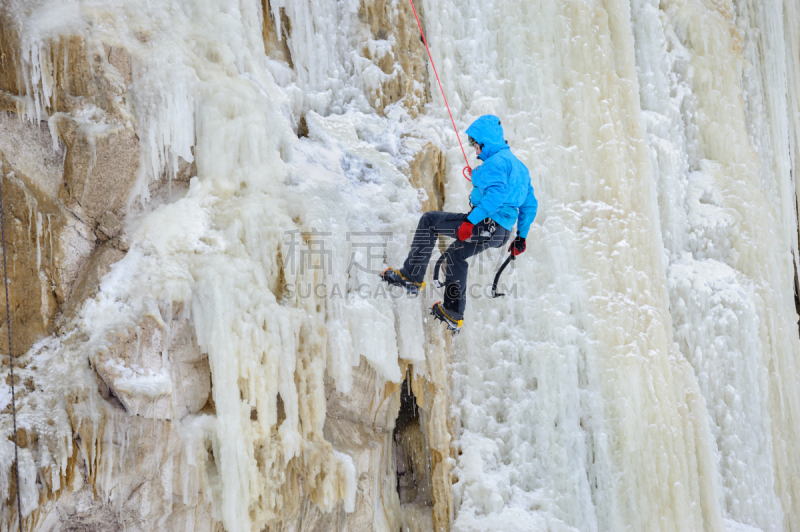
[400,211,510,318]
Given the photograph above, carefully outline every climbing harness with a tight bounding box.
[481,219,497,239]
[432,219,500,288]
[407,0,472,181]
[0,176,23,532]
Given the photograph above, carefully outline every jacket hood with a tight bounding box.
[466,114,507,160]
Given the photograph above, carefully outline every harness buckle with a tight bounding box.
[479,219,497,238]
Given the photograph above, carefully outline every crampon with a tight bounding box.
[381,267,425,294]
[430,302,462,333]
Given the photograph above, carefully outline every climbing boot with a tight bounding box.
[430,302,463,333]
[381,267,425,294]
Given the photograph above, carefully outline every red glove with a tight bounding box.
[508,236,526,256]
[457,221,474,241]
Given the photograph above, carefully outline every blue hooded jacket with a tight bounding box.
[465,115,537,238]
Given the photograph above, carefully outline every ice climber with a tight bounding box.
[381,114,537,332]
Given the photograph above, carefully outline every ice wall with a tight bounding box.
[1,0,800,530]
[423,0,800,530]
[425,1,721,530]
[644,0,800,527]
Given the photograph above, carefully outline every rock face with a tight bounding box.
[0,5,213,530]
[0,114,70,355]
[92,312,211,420]
[0,2,456,530]
[356,0,431,115]
[0,28,139,357]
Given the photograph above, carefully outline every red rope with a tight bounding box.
[407,0,472,181]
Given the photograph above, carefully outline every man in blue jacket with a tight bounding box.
[382,114,538,332]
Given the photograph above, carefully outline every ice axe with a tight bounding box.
[491,252,515,298]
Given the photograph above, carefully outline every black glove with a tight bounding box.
[508,235,526,257]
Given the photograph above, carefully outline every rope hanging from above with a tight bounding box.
[407,0,472,181]
[0,173,23,532]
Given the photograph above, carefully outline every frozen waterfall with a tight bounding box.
[0,0,799,530]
